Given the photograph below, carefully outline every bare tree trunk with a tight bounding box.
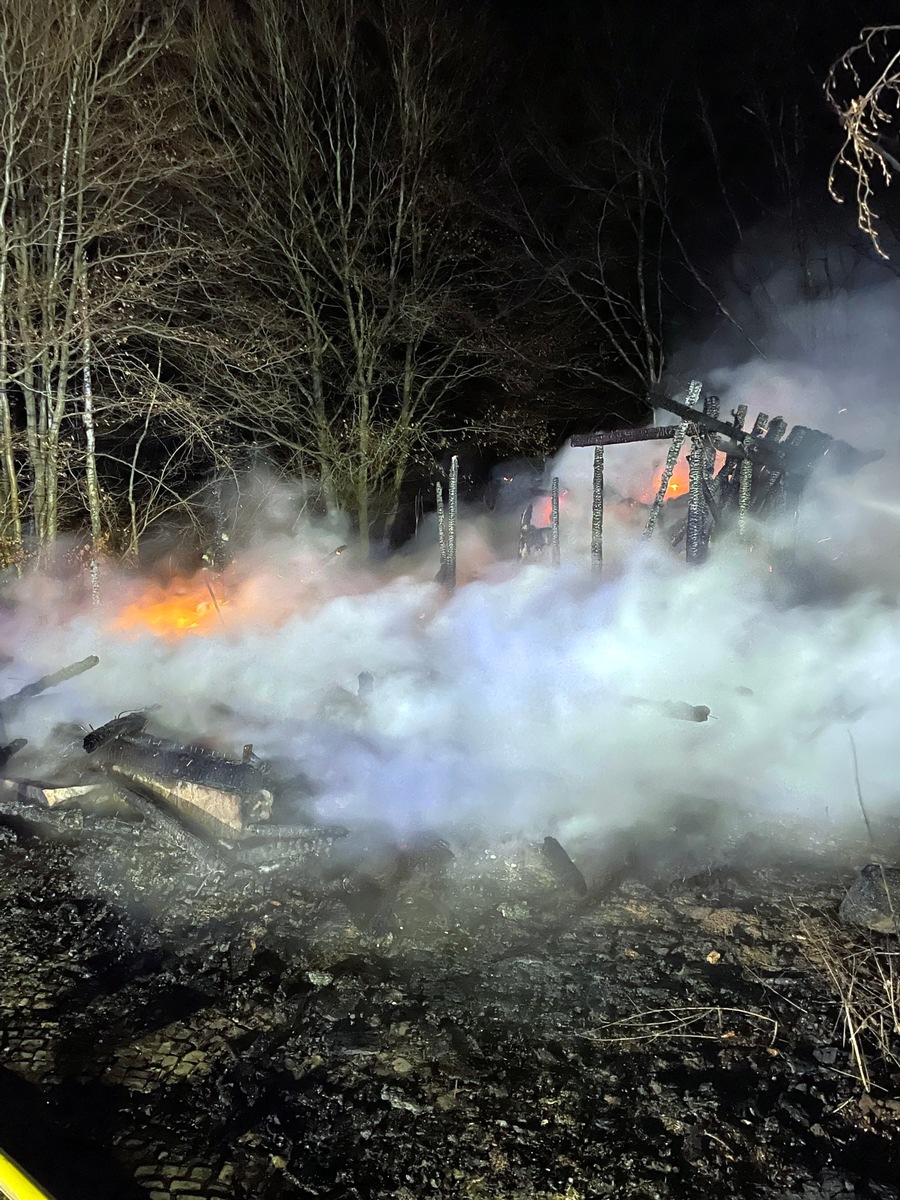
[81,275,101,603]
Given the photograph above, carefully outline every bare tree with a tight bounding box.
[827,26,900,258]
[194,0,496,551]
[0,0,244,567]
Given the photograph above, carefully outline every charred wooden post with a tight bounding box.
[206,475,230,571]
[447,455,458,590]
[701,395,720,553]
[644,421,688,540]
[754,416,788,516]
[684,379,703,408]
[590,447,604,572]
[738,411,767,539]
[686,432,706,563]
[436,481,447,573]
[550,476,561,567]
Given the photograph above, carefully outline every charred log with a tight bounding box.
[83,711,150,753]
[0,738,27,769]
[541,836,588,895]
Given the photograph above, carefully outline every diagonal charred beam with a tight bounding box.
[0,655,99,711]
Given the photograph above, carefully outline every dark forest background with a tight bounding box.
[0,0,896,561]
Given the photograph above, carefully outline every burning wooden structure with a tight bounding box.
[570,380,885,569]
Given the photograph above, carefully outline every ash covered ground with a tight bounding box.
[3,377,900,1195]
[1,808,899,1200]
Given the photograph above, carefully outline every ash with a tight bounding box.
[0,811,898,1200]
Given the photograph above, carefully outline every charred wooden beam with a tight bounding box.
[111,775,228,866]
[656,395,884,480]
[0,656,99,711]
[83,711,150,753]
[686,435,706,564]
[623,696,712,722]
[571,427,679,447]
[233,825,349,868]
[0,738,27,769]
[644,421,688,540]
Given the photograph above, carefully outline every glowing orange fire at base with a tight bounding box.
[645,457,691,504]
[642,450,727,505]
[113,576,228,639]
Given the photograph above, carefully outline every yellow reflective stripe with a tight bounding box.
[0,1150,53,1200]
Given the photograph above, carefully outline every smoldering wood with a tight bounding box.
[541,836,588,895]
[550,476,560,566]
[233,825,349,868]
[0,738,27,769]
[657,395,883,480]
[700,395,720,554]
[684,379,703,408]
[435,480,450,584]
[623,695,712,722]
[83,710,150,753]
[100,733,271,799]
[111,775,228,867]
[518,501,551,560]
[590,446,604,572]
[0,655,99,711]
[644,421,688,539]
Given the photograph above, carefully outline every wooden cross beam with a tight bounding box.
[570,427,681,448]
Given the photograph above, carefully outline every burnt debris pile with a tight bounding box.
[0,652,898,1196]
[1,799,899,1198]
[569,380,884,567]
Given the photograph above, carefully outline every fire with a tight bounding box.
[113,575,227,639]
[643,450,726,504]
[530,490,569,528]
[648,457,691,502]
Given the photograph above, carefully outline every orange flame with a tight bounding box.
[642,450,726,504]
[113,576,228,639]
[647,457,691,503]
[530,490,569,528]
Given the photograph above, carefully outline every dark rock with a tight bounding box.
[839,864,900,933]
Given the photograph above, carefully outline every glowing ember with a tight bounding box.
[648,456,691,502]
[642,450,727,504]
[113,576,228,638]
[530,490,568,528]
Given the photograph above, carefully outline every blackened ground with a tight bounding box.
[0,816,898,1200]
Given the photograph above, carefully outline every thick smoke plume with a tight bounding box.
[2,258,900,856]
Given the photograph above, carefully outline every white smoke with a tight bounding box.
[3,241,900,854]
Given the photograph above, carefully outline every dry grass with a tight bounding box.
[589,1005,779,1048]
[798,912,900,1093]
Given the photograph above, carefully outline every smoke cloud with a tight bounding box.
[3,243,900,860]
